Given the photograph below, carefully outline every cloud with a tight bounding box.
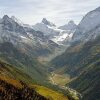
[0,0,100,25]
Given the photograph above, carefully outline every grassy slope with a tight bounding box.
[32,85,69,100]
[0,42,48,83]
[0,60,69,100]
[68,60,100,100]
[50,37,100,77]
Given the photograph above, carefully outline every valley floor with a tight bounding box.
[49,72,71,86]
[49,72,82,100]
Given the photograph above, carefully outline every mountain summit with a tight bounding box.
[33,18,60,37]
[59,20,77,31]
[2,15,9,20]
[11,16,24,26]
[42,18,56,27]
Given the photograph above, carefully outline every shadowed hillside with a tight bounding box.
[0,42,48,83]
[68,61,100,100]
[50,36,100,100]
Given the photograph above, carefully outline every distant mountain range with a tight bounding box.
[33,18,77,45]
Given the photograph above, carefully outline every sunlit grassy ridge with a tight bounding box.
[31,85,68,100]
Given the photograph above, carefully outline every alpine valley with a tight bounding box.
[0,7,100,100]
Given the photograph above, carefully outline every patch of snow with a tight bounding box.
[20,35,27,39]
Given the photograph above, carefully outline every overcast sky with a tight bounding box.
[0,0,100,26]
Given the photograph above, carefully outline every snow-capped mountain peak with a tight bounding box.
[59,20,77,31]
[33,18,59,36]
[33,18,76,45]
[11,16,24,26]
[2,15,9,20]
[42,18,56,27]
[2,15,13,23]
[68,20,75,26]
[11,16,32,28]
[1,15,22,26]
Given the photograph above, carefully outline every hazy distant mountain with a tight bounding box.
[59,20,77,31]
[33,18,75,45]
[0,15,60,57]
[42,18,56,27]
[54,20,77,45]
[33,18,58,36]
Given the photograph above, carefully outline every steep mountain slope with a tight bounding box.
[73,7,100,42]
[0,42,48,83]
[0,59,34,84]
[50,36,100,100]
[0,15,60,58]
[51,36,100,76]
[0,60,70,100]
[68,60,100,100]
